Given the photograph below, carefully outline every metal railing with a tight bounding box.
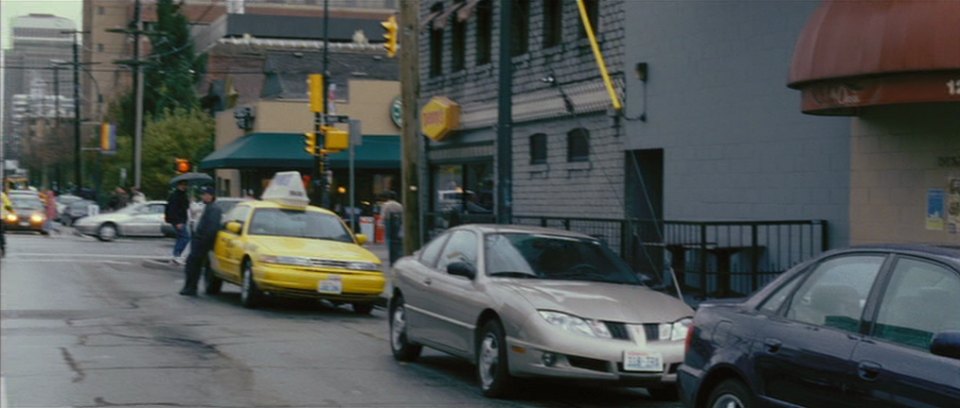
[412,213,829,299]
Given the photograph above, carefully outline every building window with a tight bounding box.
[429,3,444,77]
[97,6,105,15]
[530,133,547,164]
[567,128,589,162]
[542,0,562,48]
[452,1,466,72]
[578,0,599,39]
[97,43,104,52]
[512,0,529,56]
[475,0,492,65]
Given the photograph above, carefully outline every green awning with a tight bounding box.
[200,132,400,170]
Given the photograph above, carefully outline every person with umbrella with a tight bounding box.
[179,186,222,296]
[165,180,190,264]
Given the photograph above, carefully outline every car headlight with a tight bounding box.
[346,262,380,271]
[538,310,612,339]
[30,214,45,223]
[5,214,17,222]
[259,255,312,266]
[659,318,693,341]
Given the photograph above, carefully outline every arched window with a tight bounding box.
[567,128,589,162]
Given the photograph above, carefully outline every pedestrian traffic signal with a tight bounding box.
[304,132,317,155]
[320,125,349,152]
[381,15,398,58]
[175,158,190,174]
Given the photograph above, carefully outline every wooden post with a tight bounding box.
[399,0,421,254]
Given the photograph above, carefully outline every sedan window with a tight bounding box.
[873,258,960,350]
[483,233,642,285]
[437,231,478,272]
[419,233,449,268]
[247,208,353,242]
[784,255,885,332]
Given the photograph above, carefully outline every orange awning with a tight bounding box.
[788,0,960,115]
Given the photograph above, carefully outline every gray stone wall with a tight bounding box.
[622,2,853,246]
[420,0,627,219]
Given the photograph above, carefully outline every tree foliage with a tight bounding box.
[140,108,215,199]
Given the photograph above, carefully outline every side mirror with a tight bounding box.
[931,331,960,360]
[447,261,477,280]
[225,221,242,234]
[355,233,368,246]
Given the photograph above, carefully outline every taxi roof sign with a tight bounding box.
[262,171,310,208]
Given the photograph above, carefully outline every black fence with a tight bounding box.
[409,213,828,300]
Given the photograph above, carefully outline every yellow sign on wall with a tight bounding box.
[420,96,460,141]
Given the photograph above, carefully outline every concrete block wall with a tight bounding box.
[623,2,853,246]
[420,0,627,219]
[850,104,960,245]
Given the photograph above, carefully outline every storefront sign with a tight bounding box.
[390,96,402,128]
[937,153,960,168]
[798,72,960,115]
[420,96,460,141]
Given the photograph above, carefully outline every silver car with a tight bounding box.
[389,225,694,399]
[74,201,167,241]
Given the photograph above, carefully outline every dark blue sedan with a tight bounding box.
[678,245,960,408]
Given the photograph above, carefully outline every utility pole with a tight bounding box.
[108,0,144,189]
[320,0,331,209]
[496,0,513,224]
[57,30,88,191]
[399,0,421,254]
[52,63,62,190]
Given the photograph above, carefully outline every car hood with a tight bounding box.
[249,236,380,264]
[500,280,694,323]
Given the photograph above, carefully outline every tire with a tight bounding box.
[646,384,679,401]
[203,263,222,295]
[389,296,422,362]
[352,302,375,315]
[97,223,117,242]
[240,260,262,308]
[476,319,515,398]
[706,379,753,408]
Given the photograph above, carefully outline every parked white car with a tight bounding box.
[74,201,167,241]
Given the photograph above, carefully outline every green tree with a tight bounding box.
[144,0,205,115]
[139,108,215,199]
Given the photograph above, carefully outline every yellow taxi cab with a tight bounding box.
[205,172,384,313]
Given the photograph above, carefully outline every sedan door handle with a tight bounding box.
[858,361,881,381]
[423,277,432,286]
[763,338,782,353]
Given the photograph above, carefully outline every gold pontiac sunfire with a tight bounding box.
[204,172,384,313]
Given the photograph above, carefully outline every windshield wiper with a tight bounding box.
[488,271,538,278]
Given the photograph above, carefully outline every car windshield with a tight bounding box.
[10,196,43,210]
[484,233,643,285]
[247,208,354,242]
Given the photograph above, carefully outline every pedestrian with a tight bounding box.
[379,191,403,265]
[165,180,190,265]
[180,186,222,296]
[131,187,146,204]
[44,189,60,235]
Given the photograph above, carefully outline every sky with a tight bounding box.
[2,0,83,49]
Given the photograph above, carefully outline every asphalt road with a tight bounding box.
[1,230,682,408]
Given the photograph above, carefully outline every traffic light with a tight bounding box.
[307,74,324,113]
[321,125,349,152]
[304,132,317,155]
[175,158,190,174]
[381,15,398,58]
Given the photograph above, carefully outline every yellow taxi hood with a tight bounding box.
[250,236,380,263]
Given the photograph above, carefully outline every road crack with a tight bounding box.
[59,346,86,383]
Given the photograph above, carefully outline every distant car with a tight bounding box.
[62,199,98,226]
[678,245,960,408]
[389,224,694,399]
[55,194,84,221]
[73,201,167,241]
[4,195,47,234]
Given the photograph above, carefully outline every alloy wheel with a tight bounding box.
[478,333,499,390]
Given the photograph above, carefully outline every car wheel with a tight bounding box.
[477,319,515,398]
[240,260,262,308]
[352,302,374,315]
[707,379,753,408]
[389,296,422,362]
[646,385,679,401]
[97,223,117,242]
[203,264,222,295]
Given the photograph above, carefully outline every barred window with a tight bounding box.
[543,0,562,48]
[452,1,466,72]
[475,0,492,65]
[429,3,444,77]
[567,128,589,162]
[578,0,599,39]
[512,0,529,56]
[530,133,547,164]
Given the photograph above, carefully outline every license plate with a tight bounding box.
[19,221,28,227]
[317,275,343,294]
[623,351,663,372]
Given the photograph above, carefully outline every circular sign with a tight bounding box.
[390,96,402,128]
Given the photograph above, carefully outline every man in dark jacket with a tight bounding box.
[180,186,222,296]
[165,180,190,264]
